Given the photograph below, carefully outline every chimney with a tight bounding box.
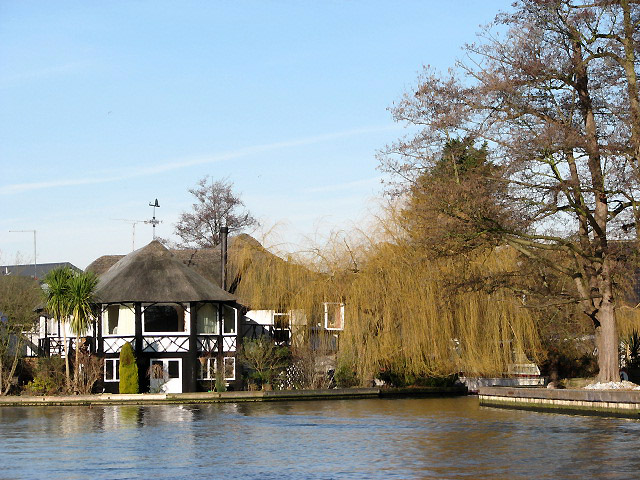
[220,226,229,290]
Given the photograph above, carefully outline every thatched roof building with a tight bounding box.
[94,240,235,303]
[87,234,270,294]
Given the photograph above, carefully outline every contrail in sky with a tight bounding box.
[2,124,400,195]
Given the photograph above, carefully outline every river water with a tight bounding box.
[1,397,639,479]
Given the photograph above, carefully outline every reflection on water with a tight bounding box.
[1,397,640,479]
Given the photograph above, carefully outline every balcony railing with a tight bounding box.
[103,336,136,354]
[143,336,190,353]
[34,333,240,357]
[37,336,95,357]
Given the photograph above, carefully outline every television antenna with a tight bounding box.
[8,229,36,278]
[112,219,146,251]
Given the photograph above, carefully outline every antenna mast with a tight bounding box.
[146,199,161,240]
[112,219,145,251]
[8,229,36,278]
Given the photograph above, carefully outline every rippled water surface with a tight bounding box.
[1,397,640,479]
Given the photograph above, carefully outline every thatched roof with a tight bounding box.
[95,240,235,303]
[86,234,265,289]
[85,256,123,276]
[88,248,221,284]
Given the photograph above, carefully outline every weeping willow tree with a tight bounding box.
[341,240,541,382]
[228,228,542,385]
[618,307,640,340]
[228,234,351,353]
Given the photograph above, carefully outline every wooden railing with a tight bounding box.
[34,332,245,357]
[37,336,95,357]
[103,336,136,354]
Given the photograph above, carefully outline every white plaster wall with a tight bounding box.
[245,309,275,326]
[185,305,192,333]
[245,309,308,326]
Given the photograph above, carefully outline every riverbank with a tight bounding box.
[0,385,467,407]
[479,386,640,418]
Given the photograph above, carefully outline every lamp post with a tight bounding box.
[8,229,37,279]
[220,226,228,290]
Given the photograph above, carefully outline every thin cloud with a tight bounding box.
[2,175,123,195]
[306,175,384,194]
[0,61,90,88]
[1,125,400,195]
[126,124,402,176]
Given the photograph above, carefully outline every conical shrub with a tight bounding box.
[119,342,139,394]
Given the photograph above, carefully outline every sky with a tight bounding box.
[0,0,512,269]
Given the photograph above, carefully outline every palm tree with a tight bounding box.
[67,272,98,390]
[43,266,73,388]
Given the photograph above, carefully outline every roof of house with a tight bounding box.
[94,240,235,304]
[86,234,265,288]
[87,246,223,285]
[0,262,82,280]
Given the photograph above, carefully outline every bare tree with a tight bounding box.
[175,177,258,248]
[379,0,640,382]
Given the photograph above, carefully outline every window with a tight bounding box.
[324,303,345,330]
[273,312,290,329]
[223,305,236,334]
[198,357,235,380]
[223,357,235,380]
[167,360,180,379]
[150,360,165,380]
[199,357,217,380]
[106,306,119,334]
[197,303,219,335]
[273,312,290,343]
[103,304,135,336]
[46,317,58,336]
[104,359,120,382]
[143,304,186,333]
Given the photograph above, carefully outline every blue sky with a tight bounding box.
[0,1,511,269]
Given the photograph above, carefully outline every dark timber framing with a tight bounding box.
[93,241,239,394]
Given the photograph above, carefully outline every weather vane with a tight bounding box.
[146,199,162,240]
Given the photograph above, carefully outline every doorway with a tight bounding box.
[149,358,182,393]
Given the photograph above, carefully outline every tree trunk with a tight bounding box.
[596,259,619,383]
[620,0,640,169]
[571,30,619,383]
[74,333,81,392]
[3,342,22,395]
[596,303,619,382]
[62,323,70,389]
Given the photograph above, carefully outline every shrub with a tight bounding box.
[376,362,458,388]
[334,361,358,388]
[377,366,411,387]
[73,348,103,394]
[239,337,291,389]
[275,347,333,390]
[413,374,459,388]
[539,340,598,381]
[119,342,139,394]
[215,370,227,393]
[23,357,67,395]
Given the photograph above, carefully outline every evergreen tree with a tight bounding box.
[118,342,138,394]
